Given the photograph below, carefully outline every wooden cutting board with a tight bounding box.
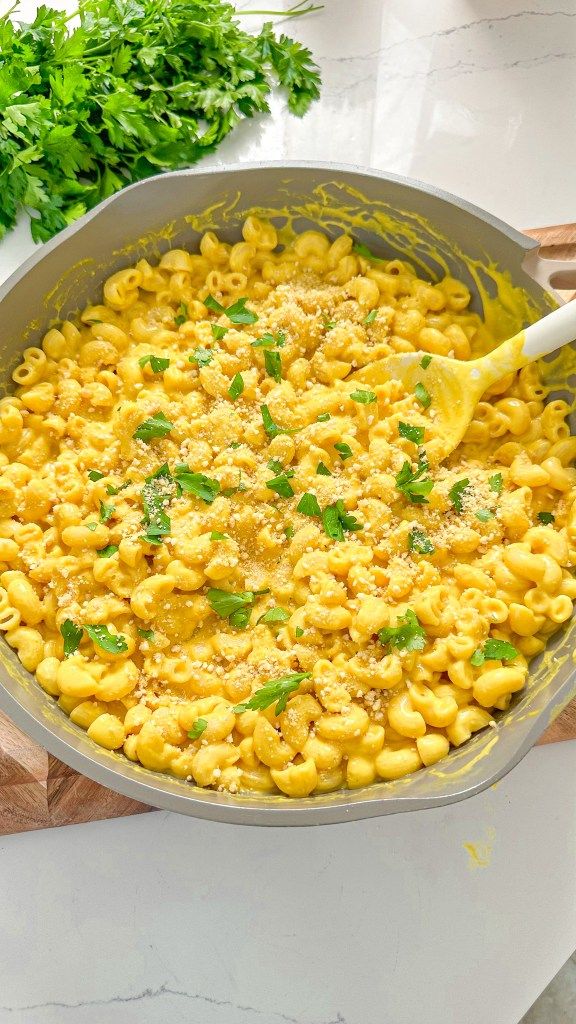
[1,221,576,836]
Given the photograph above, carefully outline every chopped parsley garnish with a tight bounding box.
[316,462,332,476]
[475,509,494,523]
[267,458,284,474]
[448,477,470,513]
[96,544,118,558]
[334,441,353,460]
[489,473,504,495]
[204,294,258,325]
[297,492,322,517]
[221,472,246,498]
[395,454,433,504]
[60,619,83,657]
[230,442,241,449]
[398,421,424,445]
[264,349,282,383]
[258,607,290,625]
[538,511,555,525]
[137,628,154,641]
[106,480,131,496]
[173,464,220,504]
[266,470,295,498]
[211,324,228,341]
[363,309,378,325]
[420,355,432,369]
[260,404,296,438]
[99,500,115,523]
[138,354,170,373]
[210,531,228,541]
[140,463,175,544]
[408,527,435,555]
[251,332,285,348]
[188,718,208,740]
[189,347,213,367]
[284,525,295,539]
[414,382,431,409]
[207,587,269,630]
[84,624,128,654]
[88,470,104,481]
[174,302,188,326]
[295,626,304,638]
[470,638,518,667]
[353,241,383,262]
[350,389,377,405]
[228,373,244,400]
[316,412,331,422]
[322,500,363,541]
[133,411,173,443]
[323,320,336,331]
[86,523,98,531]
[233,672,311,716]
[378,609,426,652]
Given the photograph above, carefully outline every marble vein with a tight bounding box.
[0,984,348,1024]
[323,9,576,65]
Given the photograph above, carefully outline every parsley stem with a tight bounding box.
[241,2,323,13]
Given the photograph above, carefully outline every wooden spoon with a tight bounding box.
[351,299,576,462]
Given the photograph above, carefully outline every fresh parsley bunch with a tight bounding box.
[0,0,321,242]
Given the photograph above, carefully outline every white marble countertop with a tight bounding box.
[1,2,576,1022]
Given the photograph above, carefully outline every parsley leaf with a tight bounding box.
[414,382,431,408]
[295,626,304,638]
[350,389,377,405]
[84,624,128,654]
[173,464,220,504]
[260,404,296,438]
[408,527,435,555]
[395,454,433,505]
[211,325,228,341]
[489,473,504,495]
[448,478,470,513]
[133,412,173,443]
[266,470,295,498]
[475,509,494,523]
[297,493,321,517]
[140,463,175,544]
[334,442,353,461]
[88,470,104,481]
[96,544,119,558]
[251,332,285,348]
[264,349,282,382]
[205,295,258,325]
[353,241,383,262]
[470,638,519,667]
[228,373,244,400]
[537,511,555,525]
[233,672,311,716]
[420,355,432,369]
[284,525,295,539]
[363,309,378,325]
[99,500,115,523]
[139,354,170,373]
[398,422,424,445]
[210,531,228,541]
[322,500,363,541]
[378,609,426,652]
[189,348,213,367]
[137,628,155,641]
[258,607,290,625]
[207,587,269,630]
[60,619,83,657]
[188,718,208,740]
[316,461,332,476]
[316,413,331,422]
[174,303,188,326]
[106,480,131,496]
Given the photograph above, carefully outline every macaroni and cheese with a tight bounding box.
[1,217,574,798]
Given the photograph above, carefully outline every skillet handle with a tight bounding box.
[522,223,576,297]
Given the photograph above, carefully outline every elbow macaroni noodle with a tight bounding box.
[1,217,575,798]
